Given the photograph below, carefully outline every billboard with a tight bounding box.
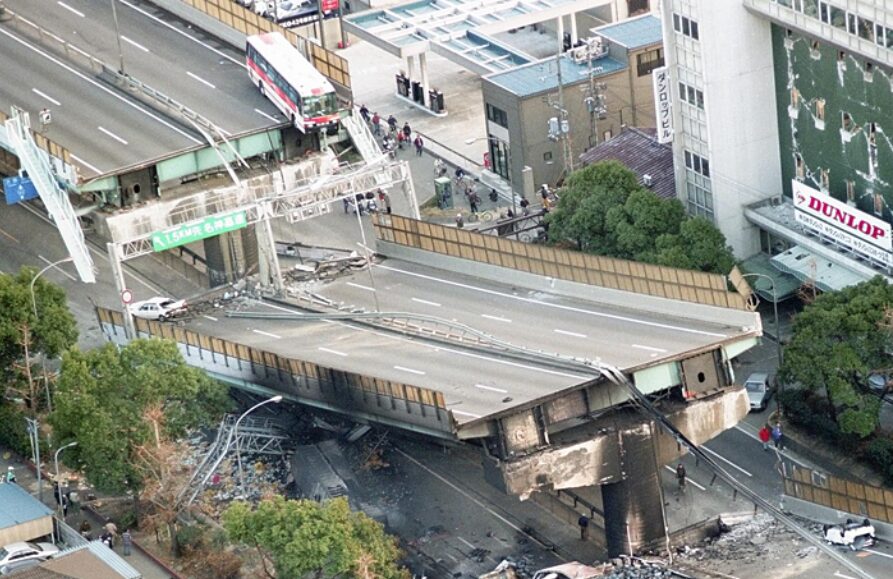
[652,66,673,144]
[276,0,340,29]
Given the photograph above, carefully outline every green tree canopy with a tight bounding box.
[546,161,736,274]
[224,496,406,579]
[780,276,893,438]
[50,338,231,493]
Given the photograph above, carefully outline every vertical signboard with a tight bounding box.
[652,66,673,144]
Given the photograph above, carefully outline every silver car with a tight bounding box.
[744,372,772,411]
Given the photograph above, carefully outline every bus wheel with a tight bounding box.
[258,81,264,95]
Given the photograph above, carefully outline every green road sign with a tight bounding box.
[151,210,248,252]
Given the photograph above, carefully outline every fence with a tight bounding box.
[177,0,351,91]
[373,214,751,311]
[783,461,893,524]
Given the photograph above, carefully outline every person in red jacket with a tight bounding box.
[759,424,771,451]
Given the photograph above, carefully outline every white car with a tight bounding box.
[129,297,188,321]
[0,542,60,567]
[823,518,876,550]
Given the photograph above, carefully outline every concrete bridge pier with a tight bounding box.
[204,226,258,287]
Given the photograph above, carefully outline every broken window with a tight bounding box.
[795,154,805,180]
[810,40,821,58]
[869,122,877,145]
[815,99,826,121]
[841,112,853,132]
[821,168,830,191]
[875,192,884,216]
[846,180,855,202]
[791,87,800,108]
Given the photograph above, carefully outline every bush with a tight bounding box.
[865,436,893,483]
[176,524,206,555]
[0,402,35,457]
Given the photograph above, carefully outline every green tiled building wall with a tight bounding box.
[773,25,893,222]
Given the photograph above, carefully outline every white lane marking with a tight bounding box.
[701,446,752,477]
[0,28,203,145]
[732,424,814,469]
[863,549,893,561]
[32,88,61,106]
[0,226,19,243]
[202,315,218,322]
[346,282,376,292]
[394,365,425,376]
[98,126,129,145]
[377,264,729,338]
[255,108,279,122]
[554,329,587,338]
[252,329,281,339]
[834,573,857,579]
[57,1,85,17]
[118,0,244,67]
[356,241,375,254]
[663,465,706,491]
[187,71,217,89]
[632,344,667,353]
[475,384,508,394]
[412,297,441,307]
[318,346,348,357]
[37,255,76,281]
[481,314,511,323]
[451,410,483,419]
[70,154,102,174]
[121,35,150,53]
[457,537,476,549]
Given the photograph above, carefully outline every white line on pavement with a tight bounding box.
[631,344,667,353]
[377,264,728,338]
[394,365,425,375]
[733,424,814,469]
[457,537,476,550]
[57,2,85,17]
[32,88,61,106]
[187,71,216,89]
[318,346,348,357]
[255,108,279,122]
[481,314,511,323]
[701,446,752,477]
[412,297,441,307]
[664,466,706,491]
[202,315,218,322]
[98,126,129,145]
[346,282,376,292]
[834,572,857,579]
[451,409,483,419]
[37,255,76,281]
[475,384,508,394]
[121,35,150,52]
[70,154,102,174]
[554,329,587,338]
[252,329,281,339]
[864,548,893,560]
[0,226,19,243]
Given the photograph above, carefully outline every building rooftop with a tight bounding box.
[485,53,626,97]
[594,14,663,49]
[579,127,676,199]
[43,542,141,579]
[0,482,54,529]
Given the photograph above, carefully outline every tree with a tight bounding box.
[223,496,407,579]
[655,217,736,274]
[49,338,231,494]
[780,276,893,438]
[604,189,686,261]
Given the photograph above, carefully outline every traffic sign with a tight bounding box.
[3,176,39,205]
[121,289,134,304]
[151,210,248,252]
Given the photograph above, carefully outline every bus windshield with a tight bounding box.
[301,94,338,117]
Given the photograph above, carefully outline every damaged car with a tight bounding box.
[823,518,876,550]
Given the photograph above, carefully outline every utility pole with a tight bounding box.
[553,29,574,177]
[584,39,607,149]
[25,418,42,502]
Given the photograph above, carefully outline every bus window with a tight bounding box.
[302,94,337,117]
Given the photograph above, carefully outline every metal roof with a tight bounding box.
[0,483,54,529]
[593,14,663,49]
[579,127,676,200]
[770,245,868,292]
[484,53,626,97]
[46,542,141,579]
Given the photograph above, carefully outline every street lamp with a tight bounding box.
[110,0,126,74]
[740,272,784,412]
[30,257,74,318]
[235,395,283,488]
[465,136,517,218]
[54,441,77,519]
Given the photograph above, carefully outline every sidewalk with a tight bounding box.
[0,450,177,579]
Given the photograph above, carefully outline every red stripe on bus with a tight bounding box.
[248,59,298,113]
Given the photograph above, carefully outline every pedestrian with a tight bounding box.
[759,424,771,451]
[105,518,119,540]
[101,531,113,550]
[6,466,15,484]
[402,121,412,141]
[578,514,590,540]
[52,481,61,506]
[489,187,498,202]
[772,422,784,450]
[396,130,406,149]
[61,495,69,518]
[79,519,92,539]
[413,134,424,156]
[359,104,369,122]
[371,112,381,135]
[676,463,686,493]
[387,114,398,134]
[122,529,133,557]
[519,197,530,214]
[343,197,350,213]
[470,193,479,214]
[455,213,464,229]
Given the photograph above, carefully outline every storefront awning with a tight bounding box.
[770,245,872,293]
[738,252,801,303]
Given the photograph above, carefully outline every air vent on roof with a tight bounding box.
[642,174,653,187]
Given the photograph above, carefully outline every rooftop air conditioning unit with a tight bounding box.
[642,174,653,187]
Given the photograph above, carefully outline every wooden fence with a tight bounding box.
[784,462,893,524]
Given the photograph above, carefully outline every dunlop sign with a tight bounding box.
[151,211,248,252]
[793,180,892,264]
[652,66,673,144]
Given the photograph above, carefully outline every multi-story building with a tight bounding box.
[661,0,893,293]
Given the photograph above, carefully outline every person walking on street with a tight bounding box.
[676,463,686,493]
[52,481,61,506]
[455,213,464,229]
[387,114,398,134]
[79,520,92,539]
[578,515,590,540]
[6,466,15,483]
[469,192,480,214]
[772,422,784,450]
[122,529,133,557]
[759,424,771,451]
[413,134,424,156]
[359,104,369,122]
[402,121,412,141]
[105,518,119,541]
[61,495,69,518]
[371,112,381,136]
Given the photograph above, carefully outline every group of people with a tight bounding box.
[79,518,133,556]
[359,105,424,157]
[759,422,785,451]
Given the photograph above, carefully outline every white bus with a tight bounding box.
[246,32,341,133]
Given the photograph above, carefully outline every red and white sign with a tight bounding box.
[121,288,134,305]
[793,180,892,262]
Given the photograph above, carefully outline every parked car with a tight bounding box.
[0,542,60,567]
[867,373,891,396]
[0,559,40,575]
[532,562,603,579]
[823,518,876,550]
[129,297,188,321]
[744,372,772,411]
